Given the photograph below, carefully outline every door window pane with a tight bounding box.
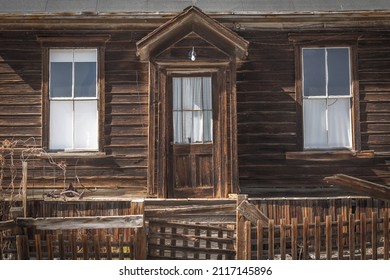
[173,76,212,144]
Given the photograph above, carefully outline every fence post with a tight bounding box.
[256,220,263,260]
[384,211,389,260]
[236,194,248,260]
[291,218,298,260]
[326,215,332,260]
[132,199,146,260]
[349,213,355,260]
[280,219,286,260]
[268,219,275,260]
[315,216,320,260]
[372,212,378,260]
[16,235,28,260]
[302,217,309,260]
[360,213,366,260]
[244,220,252,260]
[337,215,343,260]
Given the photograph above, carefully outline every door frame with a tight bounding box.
[149,62,234,198]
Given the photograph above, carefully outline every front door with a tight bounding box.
[168,75,215,198]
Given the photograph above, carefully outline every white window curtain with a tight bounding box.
[49,49,98,150]
[173,77,212,144]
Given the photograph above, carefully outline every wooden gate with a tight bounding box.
[145,198,237,259]
[148,220,235,259]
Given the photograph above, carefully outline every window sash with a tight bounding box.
[302,47,352,149]
[49,49,97,100]
[49,49,98,150]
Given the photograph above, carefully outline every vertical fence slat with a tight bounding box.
[337,215,343,260]
[291,218,298,260]
[16,235,25,260]
[372,212,378,260]
[217,228,223,260]
[245,220,251,260]
[183,227,188,259]
[82,234,89,260]
[303,217,309,260]
[384,211,389,260]
[58,233,65,260]
[326,215,332,260]
[0,232,3,260]
[70,233,77,260]
[194,227,201,259]
[106,234,112,260]
[119,234,124,260]
[257,220,263,260]
[46,234,53,260]
[349,213,355,260]
[360,213,366,260]
[205,229,211,259]
[268,219,275,260]
[171,227,178,259]
[315,216,320,260]
[94,234,100,260]
[34,234,42,260]
[280,219,286,260]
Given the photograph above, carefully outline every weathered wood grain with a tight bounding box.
[16,215,144,230]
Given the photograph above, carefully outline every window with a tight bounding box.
[49,49,98,150]
[302,47,352,149]
[172,77,213,144]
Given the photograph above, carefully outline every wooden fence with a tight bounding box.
[148,220,235,260]
[240,211,390,260]
[0,200,147,260]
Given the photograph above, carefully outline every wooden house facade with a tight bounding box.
[0,1,390,201]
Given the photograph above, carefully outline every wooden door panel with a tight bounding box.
[196,155,213,187]
[172,143,213,197]
[174,155,191,188]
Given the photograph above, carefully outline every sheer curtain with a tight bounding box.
[304,98,351,149]
[173,77,212,144]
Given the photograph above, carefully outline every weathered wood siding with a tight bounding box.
[0,23,389,198]
[236,30,390,196]
[0,28,151,193]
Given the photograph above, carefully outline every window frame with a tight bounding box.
[294,42,361,154]
[49,48,99,151]
[302,47,353,150]
[40,36,108,153]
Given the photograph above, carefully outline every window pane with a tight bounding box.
[74,100,98,150]
[74,49,96,62]
[74,62,97,98]
[303,99,327,148]
[303,49,326,97]
[203,110,213,142]
[173,111,183,143]
[192,77,202,110]
[327,98,352,148]
[182,78,193,110]
[49,100,73,149]
[183,111,193,143]
[203,77,212,110]
[50,62,72,98]
[192,111,203,143]
[328,48,350,96]
[173,78,182,110]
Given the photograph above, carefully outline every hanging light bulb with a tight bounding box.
[189,47,196,61]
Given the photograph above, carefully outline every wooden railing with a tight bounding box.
[240,212,390,260]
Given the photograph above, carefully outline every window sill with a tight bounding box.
[38,151,108,158]
[286,150,375,161]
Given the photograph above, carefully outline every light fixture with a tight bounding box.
[189,47,197,61]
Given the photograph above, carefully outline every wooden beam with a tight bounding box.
[324,174,390,201]
[0,220,16,231]
[237,200,269,225]
[16,215,143,230]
